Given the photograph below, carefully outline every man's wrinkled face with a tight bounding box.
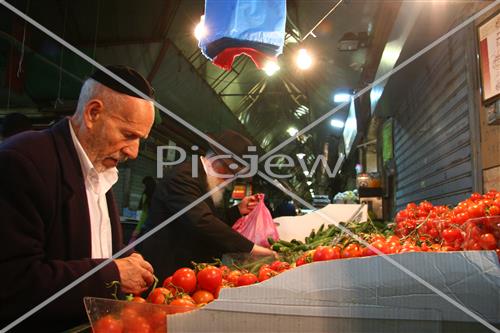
[87,96,154,172]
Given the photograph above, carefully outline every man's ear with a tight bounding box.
[83,99,104,129]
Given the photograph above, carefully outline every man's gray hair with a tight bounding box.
[75,78,124,115]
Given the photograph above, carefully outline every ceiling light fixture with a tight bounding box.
[333,93,352,103]
[194,15,206,41]
[263,61,280,76]
[303,170,310,176]
[287,127,298,137]
[296,153,306,159]
[306,181,312,186]
[330,119,344,128]
[296,48,313,70]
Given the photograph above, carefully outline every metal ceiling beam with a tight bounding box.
[146,0,180,83]
[75,37,164,48]
[147,39,170,82]
[360,1,402,86]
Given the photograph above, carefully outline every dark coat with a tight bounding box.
[0,118,123,332]
[141,159,254,279]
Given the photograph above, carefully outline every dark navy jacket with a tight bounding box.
[0,118,124,332]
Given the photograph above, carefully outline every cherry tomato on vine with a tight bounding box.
[93,315,123,333]
[172,268,197,294]
[197,266,222,294]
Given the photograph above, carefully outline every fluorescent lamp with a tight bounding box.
[330,119,344,128]
[333,93,352,103]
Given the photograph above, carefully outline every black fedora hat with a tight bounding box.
[206,130,256,174]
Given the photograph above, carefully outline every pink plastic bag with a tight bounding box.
[232,194,279,247]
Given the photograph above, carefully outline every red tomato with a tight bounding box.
[270,261,290,272]
[177,293,195,304]
[93,315,123,333]
[386,235,400,244]
[441,228,462,243]
[313,246,341,261]
[489,205,500,216]
[226,270,242,285]
[237,273,258,286]
[470,192,482,201]
[406,203,417,210]
[147,288,172,305]
[258,267,277,282]
[147,308,167,332]
[371,234,386,243]
[192,290,215,304]
[295,257,306,267]
[341,244,361,258]
[197,266,222,294]
[172,268,197,294]
[479,233,497,250]
[419,201,433,212]
[120,307,141,328]
[169,298,196,313]
[468,204,486,218]
[399,245,421,253]
[364,240,389,256]
[219,265,231,278]
[162,276,173,288]
[124,315,151,333]
[130,296,146,303]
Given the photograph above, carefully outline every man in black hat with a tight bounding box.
[0,65,156,332]
[142,130,275,280]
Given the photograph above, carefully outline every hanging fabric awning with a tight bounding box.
[199,0,286,71]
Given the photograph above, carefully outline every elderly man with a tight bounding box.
[0,66,155,332]
[142,130,275,279]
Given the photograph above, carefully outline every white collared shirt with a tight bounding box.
[69,123,118,259]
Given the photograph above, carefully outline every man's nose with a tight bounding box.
[122,140,139,160]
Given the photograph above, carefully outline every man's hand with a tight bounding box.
[238,194,261,215]
[250,244,278,258]
[114,253,154,294]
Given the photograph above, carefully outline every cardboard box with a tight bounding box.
[168,251,500,332]
[274,204,368,242]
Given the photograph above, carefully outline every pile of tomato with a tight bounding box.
[93,191,500,333]
[394,190,500,253]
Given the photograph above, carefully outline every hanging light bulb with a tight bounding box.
[194,15,207,41]
[263,60,280,76]
[296,48,313,70]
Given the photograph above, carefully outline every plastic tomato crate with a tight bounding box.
[462,215,500,251]
[84,297,197,333]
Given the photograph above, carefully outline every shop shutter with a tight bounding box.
[393,27,479,211]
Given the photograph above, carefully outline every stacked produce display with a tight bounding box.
[89,190,500,332]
